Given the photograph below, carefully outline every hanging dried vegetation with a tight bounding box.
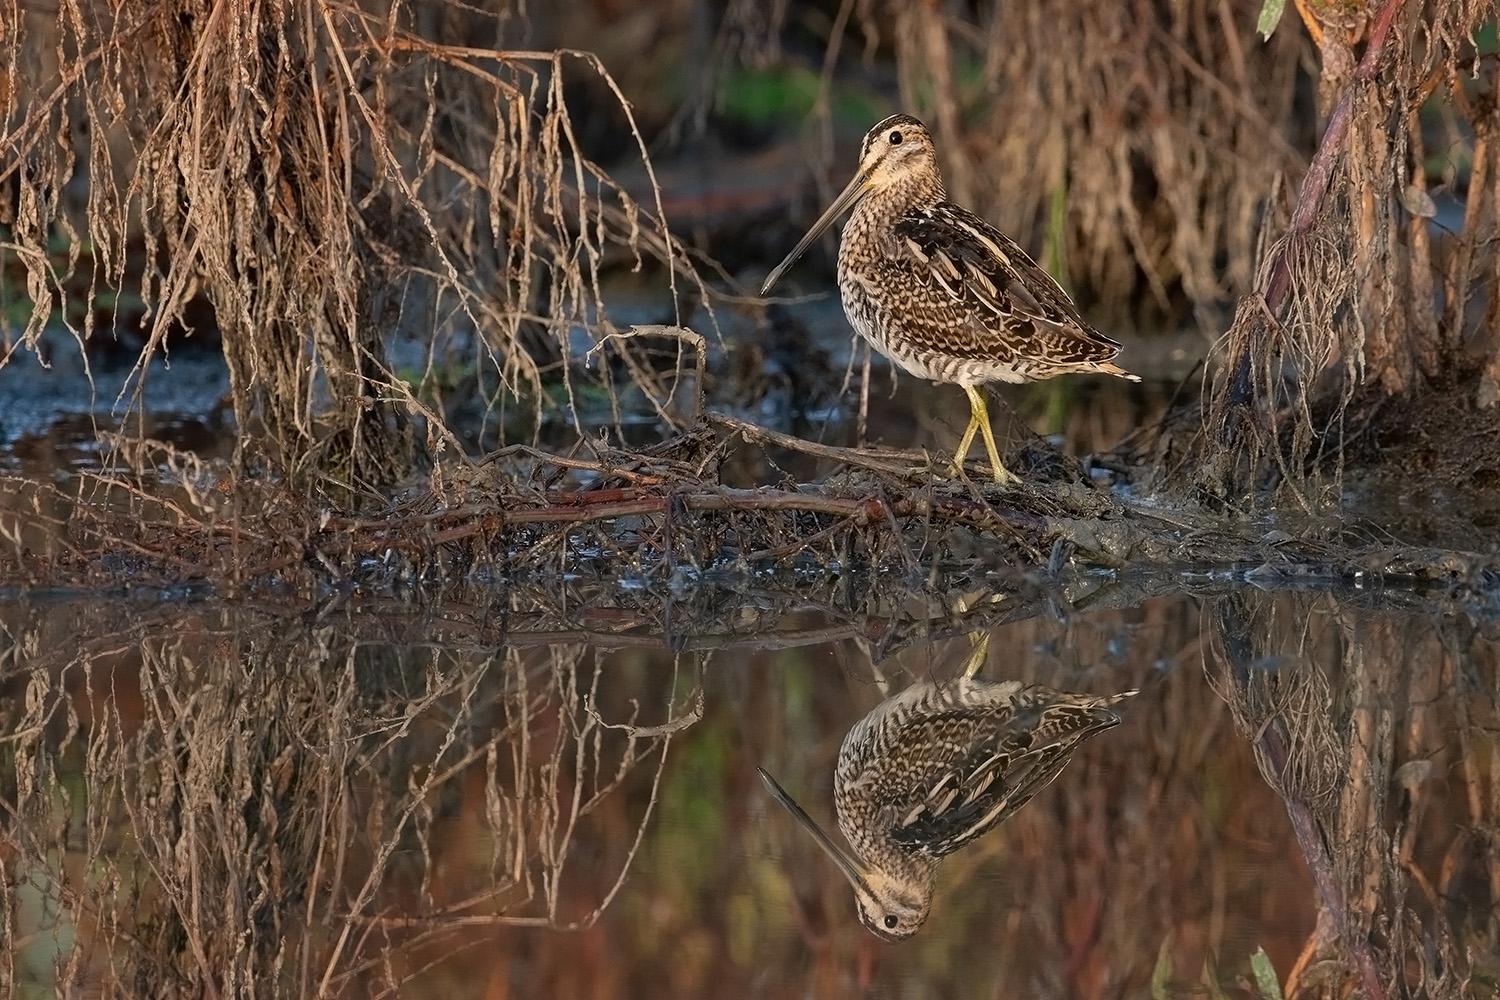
[1,0,710,489]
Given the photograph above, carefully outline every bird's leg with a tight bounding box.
[963,632,992,679]
[951,409,980,477]
[959,386,1015,484]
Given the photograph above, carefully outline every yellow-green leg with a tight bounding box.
[954,386,1014,484]
[963,631,991,679]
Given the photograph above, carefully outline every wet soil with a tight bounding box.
[1341,383,1500,551]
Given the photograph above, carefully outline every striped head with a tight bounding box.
[853,114,943,202]
[761,114,945,295]
[758,766,936,940]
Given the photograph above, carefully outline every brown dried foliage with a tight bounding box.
[1203,0,1498,498]
[960,0,1307,333]
[5,420,1500,607]
[0,0,708,488]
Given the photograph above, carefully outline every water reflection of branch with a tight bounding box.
[0,606,698,995]
[588,682,704,737]
[1260,723,1385,1000]
[1208,592,1388,1000]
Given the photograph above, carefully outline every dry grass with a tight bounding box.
[961,0,1308,334]
[1,0,712,489]
[1197,0,1498,497]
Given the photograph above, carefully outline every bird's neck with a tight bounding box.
[861,847,939,905]
[849,171,945,234]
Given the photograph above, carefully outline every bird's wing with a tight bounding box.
[890,741,1075,856]
[887,701,1121,856]
[890,204,1125,368]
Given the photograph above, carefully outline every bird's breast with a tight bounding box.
[836,267,966,383]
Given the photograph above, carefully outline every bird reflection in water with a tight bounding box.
[760,633,1135,940]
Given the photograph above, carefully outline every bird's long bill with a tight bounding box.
[759,170,873,295]
[757,766,874,894]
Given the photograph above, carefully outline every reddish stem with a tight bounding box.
[1224,0,1407,419]
[1258,725,1389,1000]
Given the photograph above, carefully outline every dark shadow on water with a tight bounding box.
[0,583,1495,998]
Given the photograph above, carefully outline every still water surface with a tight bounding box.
[0,583,1489,998]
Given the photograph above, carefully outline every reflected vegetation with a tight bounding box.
[758,632,1132,941]
[0,602,699,996]
[0,584,1496,996]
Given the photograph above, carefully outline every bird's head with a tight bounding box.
[760,114,941,295]
[854,114,940,194]
[758,767,935,941]
[852,869,932,941]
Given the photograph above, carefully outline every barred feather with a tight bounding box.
[758,632,1134,940]
[836,115,1140,387]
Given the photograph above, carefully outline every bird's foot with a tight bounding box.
[943,458,1017,485]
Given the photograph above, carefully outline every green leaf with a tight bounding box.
[1475,18,1498,56]
[1043,178,1070,292]
[1250,946,1284,1000]
[1151,932,1175,1000]
[1203,952,1231,1000]
[1257,0,1287,40]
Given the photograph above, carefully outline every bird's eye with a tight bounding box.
[889,130,903,145]
[884,915,899,929]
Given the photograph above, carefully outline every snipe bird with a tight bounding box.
[759,633,1134,940]
[761,114,1139,483]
